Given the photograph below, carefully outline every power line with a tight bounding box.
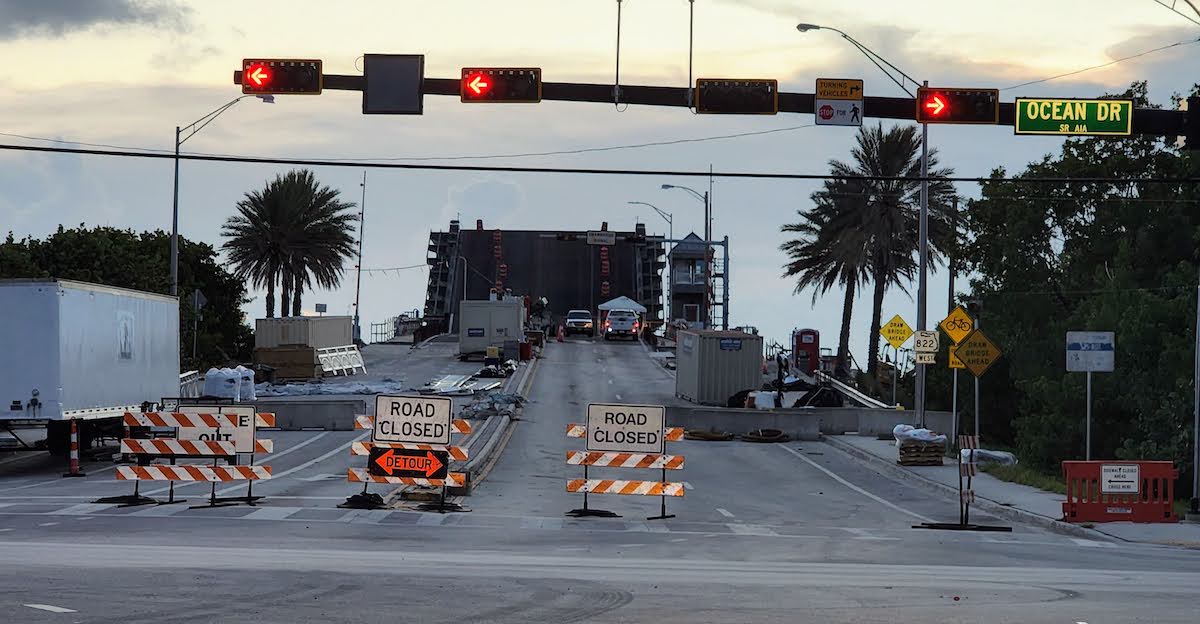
[1000,36,1200,91]
[360,263,427,273]
[1150,0,1200,27]
[4,142,1200,185]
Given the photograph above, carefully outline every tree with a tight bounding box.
[780,177,869,376]
[222,169,358,318]
[804,123,956,380]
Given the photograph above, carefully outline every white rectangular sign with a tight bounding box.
[814,98,863,126]
[913,330,939,353]
[1066,331,1114,372]
[915,352,935,365]
[586,403,666,454]
[373,395,453,444]
[175,405,257,453]
[1101,464,1139,494]
[586,230,617,246]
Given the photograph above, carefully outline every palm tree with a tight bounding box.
[222,169,357,318]
[780,177,869,376]
[789,123,956,381]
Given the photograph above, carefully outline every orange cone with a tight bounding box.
[557,324,565,342]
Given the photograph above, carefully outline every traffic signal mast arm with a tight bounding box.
[232,71,1191,139]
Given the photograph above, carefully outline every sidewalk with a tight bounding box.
[826,435,1200,547]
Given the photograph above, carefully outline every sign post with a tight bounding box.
[940,305,974,445]
[880,315,913,408]
[1066,331,1115,460]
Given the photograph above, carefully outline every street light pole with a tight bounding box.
[352,171,367,344]
[628,201,673,323]
[171,94,272,298]
[797,22,929,424]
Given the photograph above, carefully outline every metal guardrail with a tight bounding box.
[815,370,891,410]
[179,370,202,398]
[317,345,367,376]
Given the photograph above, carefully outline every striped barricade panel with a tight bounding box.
[351,441,468,461]
[960,463,977,477]
[566,479,685,497]
[959,435,979,450]
[120,439,274,455]
[124,412,275,428]
[566,425,684,440]
[960,489,976,503]
[566,451,684,470]
[346,468,465,488]
[116,465,272,481]
[353,416,472,435]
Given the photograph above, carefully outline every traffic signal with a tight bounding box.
[242,59,322,95]
[915,87,999,124]
[460,68,542,103]
[695,79,778,114]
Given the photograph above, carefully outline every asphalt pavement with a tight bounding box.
[1,337,1198,623]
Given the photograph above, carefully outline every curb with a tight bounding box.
[453,356,539,495]
[822,435,1111,541]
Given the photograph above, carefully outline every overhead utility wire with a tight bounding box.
[1001,36,1200,90]
[4,142,1200,185]
[1150,0,1200,27]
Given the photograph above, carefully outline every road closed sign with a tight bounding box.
[586,403,666,454]
[373,395,453,445]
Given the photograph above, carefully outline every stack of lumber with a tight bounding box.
[898,440,945,466]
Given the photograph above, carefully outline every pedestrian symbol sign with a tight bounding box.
[948,344,965,369]
[956,329,1002,377]
[880,315,913,349]
[940,306,974,344]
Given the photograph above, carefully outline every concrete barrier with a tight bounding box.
[667,406,956,441]
[252,399,365,430]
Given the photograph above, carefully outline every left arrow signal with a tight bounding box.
[249,66,269,86]
[468,74,489,95]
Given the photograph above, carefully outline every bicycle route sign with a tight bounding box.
[939,306,974,344]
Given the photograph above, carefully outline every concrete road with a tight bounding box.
[1,338,1198,623]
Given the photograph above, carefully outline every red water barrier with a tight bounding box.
[1061,461,1179,523]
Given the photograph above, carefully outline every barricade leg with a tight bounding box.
[158,457,186,506]
[416,483,470,514]
[566,465,620,518]
[188,456,242,509]
[647,467,675,521]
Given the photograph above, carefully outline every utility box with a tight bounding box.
[459,299,525,354]
[0,279,180,421]
[675,330,763,406]
[254,316,353,349]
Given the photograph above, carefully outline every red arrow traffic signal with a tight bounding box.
[460,68,542,103]
[241,59,322,95]
[924,94,946,116]
[915,87,999,124]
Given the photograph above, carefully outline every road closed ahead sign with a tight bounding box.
[373,395,453,445]
[586,403,666,454]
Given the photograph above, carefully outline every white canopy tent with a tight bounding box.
[597,296,646,314]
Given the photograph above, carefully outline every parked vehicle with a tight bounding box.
[603,309,640,341]
[563,309,594,336]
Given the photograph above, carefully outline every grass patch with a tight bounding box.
[980,463,1067,495]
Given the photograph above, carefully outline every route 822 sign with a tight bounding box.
[913,330,939,353]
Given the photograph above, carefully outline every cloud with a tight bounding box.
[0,0,188,40]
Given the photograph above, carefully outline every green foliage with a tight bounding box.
[222,169,358,318]
[959,82,1199,489]
[0,225,252,371]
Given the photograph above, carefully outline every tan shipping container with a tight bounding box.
[255,316,353,350]
[674,330,763,406]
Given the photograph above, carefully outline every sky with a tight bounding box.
[1,0,1198,366]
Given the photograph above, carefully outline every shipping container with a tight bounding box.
[674,330,763,406]
[0,279,180,421]
[254,316,353,349]
[458,299,525,354]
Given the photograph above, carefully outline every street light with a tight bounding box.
[797,22,932,428]
[628,201,673,326]
[171,94,273,297]
[661,184,711,329]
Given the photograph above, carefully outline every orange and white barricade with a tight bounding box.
[96,408,274,508]
[61,418,85,478]
[345,413,472,511]
[564,416,685,520]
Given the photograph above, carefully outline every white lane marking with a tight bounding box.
[682,482,693,490]
[615,394,622,400]
[716,508,735,518]
[0,528,13,532]
[842,527,898,541]
[0,452,45,466]
[215,431,364,496]
[126,503,192,517]
[48,503,114,515]
[24,604,76,613]
[608,379,613,384]
[776,444,935,524]
[670,538,688,542]
[243,506,302,521]
[0,503,16,508]
[1071,538,1116,548]
[417,513,447,526]
[727,524,778,536]
[0,464,119,494]
[146,432,335,496]
[37,522,59,527]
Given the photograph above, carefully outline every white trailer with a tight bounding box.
[0,279,180,455]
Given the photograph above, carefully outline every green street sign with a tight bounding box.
[1014,98,1133,136]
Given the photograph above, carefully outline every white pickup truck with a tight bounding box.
[602,309,640,341]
